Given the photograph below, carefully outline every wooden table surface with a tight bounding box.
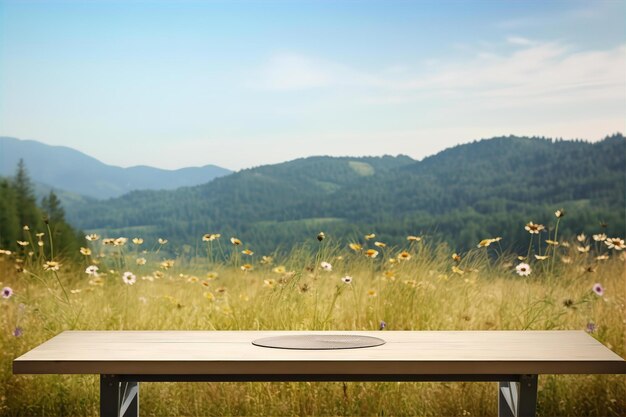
[13,330,626,376]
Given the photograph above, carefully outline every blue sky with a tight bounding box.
[1,1,624,170]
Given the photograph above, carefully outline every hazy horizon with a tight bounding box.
[1,0,624,170]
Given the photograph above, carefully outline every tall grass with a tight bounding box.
[0,224,624,416]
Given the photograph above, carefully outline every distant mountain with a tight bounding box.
[0,136,232,199]
[66,134,625,253]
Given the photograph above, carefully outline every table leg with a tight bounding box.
[100,375,139,417]
[498,375,538,417]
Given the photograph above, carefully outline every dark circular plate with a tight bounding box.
[252,334,385,350]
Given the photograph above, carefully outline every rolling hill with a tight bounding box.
[65,134,625,254]
[0,136,231,199]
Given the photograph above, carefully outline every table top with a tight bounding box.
[13,330,626,376]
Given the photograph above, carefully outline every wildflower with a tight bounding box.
[206,272,219,280]
[17,241,29,246]
[561,256,572,264]
[407,235,421,242]
[160,260,175,270]
[593,234,607,242]
[158,238,168,245]
[592,283,604,297]
[341,276,353,284]
[122,272,137,285]
[577,245,591,253]
[204,292,215,301]
[477,238,495,248]
[364,233,376,240]
[241,249,254,256]
[263,279,276,288]
[561,241,570,248]
[85,233,100,241]
[103,238,115,245]
[215,287,227,295]
[273,265,286,274]
[525,222,545,234]
[452,265,464,275]
[383,271,396,281]
[136,257,147,265]
[595,255,609,261]
[349,243,362,251]
[0,249,12,255]
[585,322,596,333]
[85,265,99,276]
[555,209,565,218]
[23,225,30,231]
[113,237,128,246]
[545,240,559,246]
[379,320,387,330]
[2,287,13,299]
[132,238,143,245]
[35,232,44,238]
[515,263,531,277]
[187,276,199,283]
[80,247,91,256]
[534,255,549,261]
[201,280,210,287]
[374,241,386,248]
[203,233,221,241]
[260,256,273,265]
[230,237,241,245]
[576,233,586,242]
[13,327,23,337]
[240,263,253,271]
[317,232,325,241]
[604,238,625,250]
[43,261,61,271]
[367,289,377,297]
[452,253,461,262]
[365,249,379,258]
[202,234,211,241]
[37,241,44,247]
[320,261,332,271]
[403,279,417,287]
[397,251,411,261]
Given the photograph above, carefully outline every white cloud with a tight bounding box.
[506,36,535,46]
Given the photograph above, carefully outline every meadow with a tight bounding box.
[1,214,625,417]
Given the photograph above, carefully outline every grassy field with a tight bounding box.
[1,222,625,416]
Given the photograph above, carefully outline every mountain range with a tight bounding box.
[60,133,625,254]
[0,136,231,199]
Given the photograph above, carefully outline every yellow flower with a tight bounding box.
[187,276,199,283]
[534,255,549,261]
[478,237,502,248]
[17,241,29,246]
[158,238,168,245]
[273,265,286,274]
[85,233,100,241]
[260,256,273,265]
[113,237,128,246]
[349,243,362,251]
[397,251,411,261]
[525,222,545,234]
[132,238,143,245]
[374,241,386,248]
[241,249,254,256]
[206,272,219,280]
[364,233,376,240]
[263,279,276,288]
[240,263,253,271]
[230,237,242,245]
[43,261,61,271]
[383,270,396,281]
[367,289,377,297]
[407,235,421,242]
[160,259,175,270]
[365,249,379,258]
[203,233,221,241]
[203,291,215,301]
[136,257,147,265]
[80,247,92,256]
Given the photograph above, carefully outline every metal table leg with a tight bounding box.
[499,375,538,417]
[100,375,139,417]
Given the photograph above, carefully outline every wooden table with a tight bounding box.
[13,330,626,417]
